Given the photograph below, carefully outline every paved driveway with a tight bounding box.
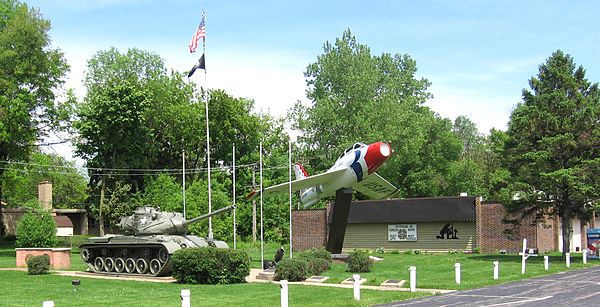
[380,265,600,306]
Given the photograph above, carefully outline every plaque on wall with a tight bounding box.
[388,224,417,241]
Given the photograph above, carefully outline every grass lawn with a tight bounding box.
[323,251,600,290]
[3,237,600,305]
[0,270,427,306]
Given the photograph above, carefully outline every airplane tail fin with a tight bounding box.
[294,163,309,180]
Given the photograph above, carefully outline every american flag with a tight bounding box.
[188,13,206,53]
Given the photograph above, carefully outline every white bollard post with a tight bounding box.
[493,261,499,280]
[352,274,361,301]
[583,249,588,265]
[280,280,289,307]
[181,289,191,307]
[566,252,571,268]
[409,266,416,292]
[544,255,549,270]
[455,263,461,284]
[521,238,527,274]
[42,301,54,307]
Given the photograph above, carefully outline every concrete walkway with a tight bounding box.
[1,267,453,293]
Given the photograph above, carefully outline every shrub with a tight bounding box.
[275,258,309,281]
[297,247,332,263]
[304,257,330,276]
[171,247,250,284]
[16,211,57,248]
[27,254,50,275]
[346,250,373,273]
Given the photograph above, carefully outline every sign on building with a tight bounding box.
[388,224,417,241]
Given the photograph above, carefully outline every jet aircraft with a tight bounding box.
[245,142,398,207]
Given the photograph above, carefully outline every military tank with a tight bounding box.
[79,205,235,276]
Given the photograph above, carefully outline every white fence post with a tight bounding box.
[409,266,416,292]
[42,301,54,307]
[493,261,499,280]
[583,249,588,265]
[353,274,361,301]
[280,280,289,307]
[521,238,527,274]
[566,252,571,268]
[181,289,190,307]
[544,256,549,270]
[455,263,461,284]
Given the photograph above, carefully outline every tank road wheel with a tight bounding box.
[136,258,149,274]
[158,248,169,263]
[125,258,136,273]
[115,258,125,273]
[80,248,91,262]
[149,259,162,275]
[104,257,115,272]
[94,257,105,271]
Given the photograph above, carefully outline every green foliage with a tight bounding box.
[16,210,57,247]
[171,247,250,284]
[26,254,50,275]
[504,50,600,254]
[346,250,373,273]
[274,258,309,281]
[297,247,332,263]
[291,29,462,198]
[296,247,332,275]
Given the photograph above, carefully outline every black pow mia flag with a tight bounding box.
[187,53,205,78]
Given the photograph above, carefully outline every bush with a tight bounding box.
[16,211,57,248]
[27,255,50,275]
[305,257,330,276]
[346,250,373,273]
[171,247,250,284]
[275,258,309,281]
[297,247,332,263]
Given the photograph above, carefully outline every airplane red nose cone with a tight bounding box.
[364,142,391,174]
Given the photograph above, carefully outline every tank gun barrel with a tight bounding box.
[182,205,236,227]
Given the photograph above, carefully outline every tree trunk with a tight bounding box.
[99,178,106,236]
[561,210,572,257]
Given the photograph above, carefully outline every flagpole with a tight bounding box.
[183,144,186,219]
[201,9,213,240]
[288,140,293,259]
[233,144,237,250]
[260,141,264,269]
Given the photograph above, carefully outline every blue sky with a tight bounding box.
[27,0,600,136]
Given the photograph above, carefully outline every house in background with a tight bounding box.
[0,181,88,236]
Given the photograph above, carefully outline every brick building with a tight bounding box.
[292,196,592,253]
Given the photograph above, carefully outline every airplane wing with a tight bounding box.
[353,173,399,199]
[245,168,347,201]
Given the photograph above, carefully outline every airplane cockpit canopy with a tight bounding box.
[339,142,366,159]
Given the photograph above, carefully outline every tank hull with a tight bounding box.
[79,234,229,277]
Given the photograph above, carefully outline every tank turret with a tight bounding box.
[79,205,235,277]
[118,205,235,235]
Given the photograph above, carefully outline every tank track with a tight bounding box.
[79,244,173,277]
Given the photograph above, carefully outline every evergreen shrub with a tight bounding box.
[346,250,373,273]
[27,254,50,275]
[275,258,309,281]
[16,211,57,248]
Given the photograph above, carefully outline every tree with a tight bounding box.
[0,0,69,235]
[291,29,461,198]
[503,50,600,255]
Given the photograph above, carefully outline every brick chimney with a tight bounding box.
[38,181,52,210]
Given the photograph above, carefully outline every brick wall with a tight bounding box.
[15,248,72,269]
[291,209,327,250]
[477,202,557,253]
